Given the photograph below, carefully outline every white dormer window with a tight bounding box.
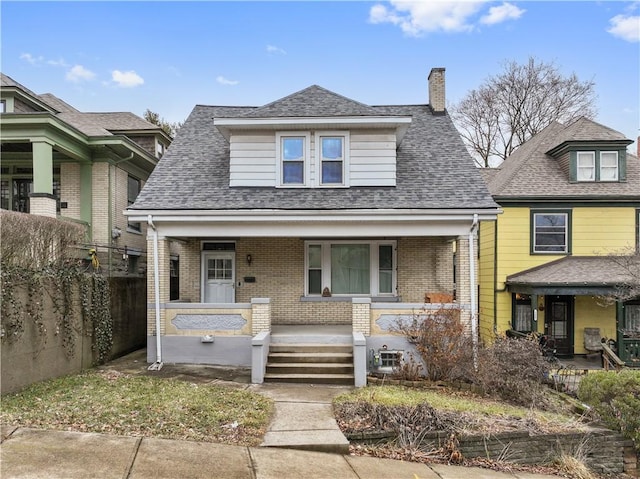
[576,152,595,181]
[317,131,349,187]
[276,132,310,187]
[600,151,618,181]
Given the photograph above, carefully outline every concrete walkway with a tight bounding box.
[1,426,562,479]
[249,383,351,453]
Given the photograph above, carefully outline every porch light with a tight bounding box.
[246,254,252,265]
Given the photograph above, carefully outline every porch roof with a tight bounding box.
[506,256,639,295]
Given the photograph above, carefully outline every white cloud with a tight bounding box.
[66,65,96,83]
[216,75,239,86]
[20,53,44,65]
[47,58,68,67]
[267,44,286,55]
[480,2,525,25]
[111,70,144,88]
[607,14,640,42]
[369,1,486,36]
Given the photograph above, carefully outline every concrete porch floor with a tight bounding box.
[270,325,352,344]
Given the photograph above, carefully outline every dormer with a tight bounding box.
[214,85,412,188]
[546,117,633,183]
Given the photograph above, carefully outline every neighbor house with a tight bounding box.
[0,73,172,275]
[126,68,501,384]
[478,118,639,367]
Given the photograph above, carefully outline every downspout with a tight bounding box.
[469,213,479,369]
[147,214,163,371]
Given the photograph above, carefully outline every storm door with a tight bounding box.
[545,295,573,356]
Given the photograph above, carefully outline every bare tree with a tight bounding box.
[143,109,182,138]
[606,251,640,303]
[451,57,597,167]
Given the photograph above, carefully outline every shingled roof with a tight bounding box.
[132,87,497,211]
[507,256,638,288]
[238,85,384,118]
[485,117,639,199]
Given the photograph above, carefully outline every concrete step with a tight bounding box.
[266,363,354,375]
[268,352,353,364]
[263,373,354,385]
[269,344,352,354]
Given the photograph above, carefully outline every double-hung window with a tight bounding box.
[512,293,533,332]
[277,133,310,187]
[576,152,595,181]
[532,210,570,254]
[305,241,396,296]
[317,132,349,187]
[599,151,618,181]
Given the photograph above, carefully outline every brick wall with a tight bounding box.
[59,162,81,220]
[177,236,457,325]
[147,236,170,335]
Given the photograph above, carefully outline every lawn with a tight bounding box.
[0,370,273,446]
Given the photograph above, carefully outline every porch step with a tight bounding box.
[263,373,355,385]
[265,343,354,385]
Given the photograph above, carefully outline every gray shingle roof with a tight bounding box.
[132,88,498,211]
[57,112,160,136]
[237,85,384,118]
[487,117,639,199]
[38,93,80,113]
[507,256,639,286]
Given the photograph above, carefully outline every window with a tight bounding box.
[156,141,165,158]
[624,301,640,335]
[0,180,9,210]
[512,293,533,332]
[599,151,618,181]
[320,136,344,184]
[0,100,5,113]
[532,210,570,254]
[127,175,141,232]
[277,133,309,186]
[576,152,595,181]
[276,131,349,188]
[305,241,396,296]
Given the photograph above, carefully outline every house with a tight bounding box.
[478,118,640,366]
[0,73,172,275]
[126,68,501,384]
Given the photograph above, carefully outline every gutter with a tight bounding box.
[469,213,479,370]
[147,215,163,371]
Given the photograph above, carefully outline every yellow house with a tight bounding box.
[479,118,639,366]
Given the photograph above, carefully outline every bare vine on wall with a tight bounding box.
[0,211,113,364]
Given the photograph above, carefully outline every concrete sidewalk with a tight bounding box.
[1,426,561,479]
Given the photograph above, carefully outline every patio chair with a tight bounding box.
[584,328,603,358]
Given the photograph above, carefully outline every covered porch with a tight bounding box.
[133,208,492,384]
[506,256,640,368]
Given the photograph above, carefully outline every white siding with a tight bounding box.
[228,129,397,187]
[349,130,396,186]
[229,133,277,187]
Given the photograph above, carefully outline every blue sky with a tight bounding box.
[2,1,639,149]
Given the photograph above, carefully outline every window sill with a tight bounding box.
[300,296,401,303]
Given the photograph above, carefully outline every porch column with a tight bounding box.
[352,298,371,336]
[251,298,271,335]
[147,235,170,337]
[456,236,472,331]
[30,140,56,217]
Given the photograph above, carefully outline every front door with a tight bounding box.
[202,252,235,303]
[545,295,573,356]
[13,179,32,213]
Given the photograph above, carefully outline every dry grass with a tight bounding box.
[0,370,273,446]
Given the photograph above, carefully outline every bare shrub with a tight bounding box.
[475,336,550,407]
[393,306,474,382]
[1,210,85,269]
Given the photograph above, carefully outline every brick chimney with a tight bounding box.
[428,67,446,114]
